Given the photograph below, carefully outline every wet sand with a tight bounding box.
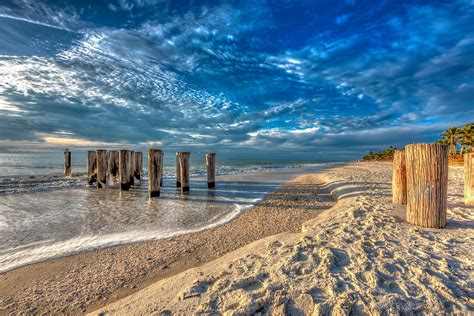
[0,174,334,314]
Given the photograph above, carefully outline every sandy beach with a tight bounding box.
[92,162,474,314]
[0,169,334,314]
[1,162,473,314]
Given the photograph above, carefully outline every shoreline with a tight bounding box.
[0,171,335,314]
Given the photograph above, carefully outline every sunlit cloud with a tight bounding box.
[0,1,472,158]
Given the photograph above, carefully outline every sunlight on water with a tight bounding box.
[0,152,339,272]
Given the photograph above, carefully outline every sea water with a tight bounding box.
[0,152,339,273]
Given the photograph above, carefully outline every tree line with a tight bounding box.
[362,122,473,161]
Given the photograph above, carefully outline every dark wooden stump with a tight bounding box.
[129,151,135,186]
[96,150,107,188]
[148,149,163,198]
[87,151,97,185]
[206,153,216,188]
[119,150,131,191]
[176,152,181,188]
[107,151,119,184]
[64,149,72,176]
[179,152,190,193]
[134,152,143,181]
[406,144,448,228]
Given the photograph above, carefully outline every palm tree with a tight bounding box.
[459,123,474,155]
[440,126,460,154]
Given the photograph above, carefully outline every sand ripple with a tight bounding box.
[96,162,474,315]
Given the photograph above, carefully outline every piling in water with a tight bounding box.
[176,152,181,188]
[148,149,163,198]
[178,152,190,192]
[129,151,135,186]
[64,149,72,176]
[206,153,216,188]
[134,152,143,181]
[119,150,131,191]
[107,151,119,184]
[96,150,107,188]
[87,151,97,185]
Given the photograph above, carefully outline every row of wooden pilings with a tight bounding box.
[391,144,473,229]
[63,149,216,197]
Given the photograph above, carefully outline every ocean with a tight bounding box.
[0,151,338,273]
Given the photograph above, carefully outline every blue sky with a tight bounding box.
[0,0,473,159]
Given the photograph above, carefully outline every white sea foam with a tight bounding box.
[0,160,340,272]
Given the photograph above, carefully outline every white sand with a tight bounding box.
[93,162,474,315]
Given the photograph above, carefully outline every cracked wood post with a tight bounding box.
[392,149,407,204]
[406,143,449,228]
[64,149,72,176]
[176,152,181,188]
[96,150,107,188]
[134,152,143,181]
[87,151,97,185]
[107,151,119,184]
[129,151,135,186]
[119,150,131,191]
[148,149,163,198]
[206,153,216,188]
[179,152,190,192]
[465,153,474,206]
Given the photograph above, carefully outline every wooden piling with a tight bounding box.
[96,150,107,188]
[129,151,135,186]
[405,144,449,228]
[206,153,216,188]
[87,151,97,185]
[179,152,190,192]
[119,150,131,191]
[64,149,72,176]
[107,151,119,183]
[176,152,181,188]
[160,151,164,187]
[148,149,163,198]
[134,152,143,180]
[392,149,407,204]
[465,153,474,206]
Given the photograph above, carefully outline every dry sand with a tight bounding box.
[93,162,474,315]
[0,171,334,314]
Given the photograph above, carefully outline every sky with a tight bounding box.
[0,0,473,160]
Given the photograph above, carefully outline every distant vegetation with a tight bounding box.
[436,123,473,164]
[362,146,397,161]
[362,123,473,162]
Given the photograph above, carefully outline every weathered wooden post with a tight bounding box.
[96,150,107,188]
[119,150,131,191]
[392,149,407,204]
[206,153,216,188]
[129,151,135,186]
[87,151,97,185]
[465,153,474,206]
[176,152,181,188]
[160,151,164,187]
[107,150,119,184]
[134,152,143,181]
[405,144,449,228]
[179,152,190,192]
[148,149,163,197]
[64,148,72,176]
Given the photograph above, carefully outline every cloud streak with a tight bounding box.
[0,1,472,158]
